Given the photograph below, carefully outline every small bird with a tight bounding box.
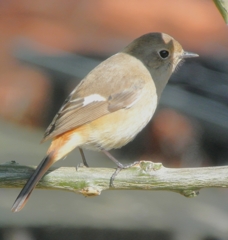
[11,32,198,212]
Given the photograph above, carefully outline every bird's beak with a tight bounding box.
[181,51,199,59]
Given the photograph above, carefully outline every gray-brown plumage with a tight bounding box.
[12,32,198,212]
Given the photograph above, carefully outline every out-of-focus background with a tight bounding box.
[0,0,228,239]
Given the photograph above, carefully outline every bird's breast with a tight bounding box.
[82,91,158,151]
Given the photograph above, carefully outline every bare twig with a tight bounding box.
[1,161,228,198]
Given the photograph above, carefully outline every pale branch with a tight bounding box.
[1,161,228,198]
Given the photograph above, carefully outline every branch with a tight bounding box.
[1,161,228,198]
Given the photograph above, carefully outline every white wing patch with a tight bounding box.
[83,94,106,106]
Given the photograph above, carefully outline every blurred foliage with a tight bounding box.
[213,0,228,24]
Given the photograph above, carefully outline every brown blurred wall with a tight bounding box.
[0,0,227,127]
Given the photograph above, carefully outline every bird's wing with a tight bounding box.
[42,87,142,141]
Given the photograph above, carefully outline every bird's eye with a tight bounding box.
[159,50,169,59]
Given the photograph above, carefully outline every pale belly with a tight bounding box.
[82,94,157,151]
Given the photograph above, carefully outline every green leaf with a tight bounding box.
[213,0,228,24]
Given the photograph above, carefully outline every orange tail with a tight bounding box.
[11,153,55,212]
[11,128,87,212]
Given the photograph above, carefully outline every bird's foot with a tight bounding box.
[109,161,140,187]
[75,162,89,171]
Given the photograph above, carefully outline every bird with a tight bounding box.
[11,32,198,212]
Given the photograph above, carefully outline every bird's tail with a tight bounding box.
[11,153,55,213]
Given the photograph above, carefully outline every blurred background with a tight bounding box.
[0,0,228,239]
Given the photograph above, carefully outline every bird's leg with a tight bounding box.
[101,149,139,187]
[78,147,89,167]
